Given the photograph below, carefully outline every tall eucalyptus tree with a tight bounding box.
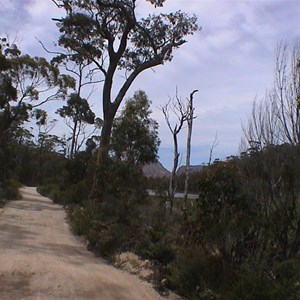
[51,0,199,157]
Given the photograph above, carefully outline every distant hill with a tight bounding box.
[176,165,204,176]
[142,163,204,178]
[142,162,170,178]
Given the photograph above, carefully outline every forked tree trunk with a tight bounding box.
[161,90,190,214]
[168,132,180,214]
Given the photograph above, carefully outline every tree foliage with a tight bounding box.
[0,38,74,144]
[57,93,97,158]
[52,0,198,152]
[0,38,74,196]
[111,90,160,166]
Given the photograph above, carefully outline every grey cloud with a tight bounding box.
[1,0,34,33]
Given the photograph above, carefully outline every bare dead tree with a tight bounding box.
[242,42,300,152]
[242,96,280,153]
[161,90,188,213]
[183,90,198,217]
[240,42,300,260]
[274,42,300,146]
[208,131,220,165]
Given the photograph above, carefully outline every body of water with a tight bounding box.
[146,190,198,200]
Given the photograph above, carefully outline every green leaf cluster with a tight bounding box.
[111,90,160,166]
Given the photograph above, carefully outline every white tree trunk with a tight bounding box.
[183,90,198,216]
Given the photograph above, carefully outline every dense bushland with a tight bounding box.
[39,144,300,299]
[172,148,300,299]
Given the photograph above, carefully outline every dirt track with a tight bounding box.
[0,187,166,300]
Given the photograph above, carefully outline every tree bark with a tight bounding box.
[70,119,77,159]
[168,132,180,214]
[183,90,198,217]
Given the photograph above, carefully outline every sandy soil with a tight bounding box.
[0,187,171,300]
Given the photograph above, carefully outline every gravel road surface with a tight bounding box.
[0,187,167,300]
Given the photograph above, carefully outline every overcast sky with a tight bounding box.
[2,0,300,170]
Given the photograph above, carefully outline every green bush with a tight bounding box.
[67,198,141,258]
[89,222,133,258]
[67,190,178,263]
[228,268,275,300]
[136,206,176,265]
[0,182,4,206]
[170,250,300,300]
[169,249,224,299]
[37,182,60,203]
[3,178,21,200]
[38,178,90,206]
[227,262,300,300]
[273,259,300,299]
[67,203,101,237]
[58,181,90,205]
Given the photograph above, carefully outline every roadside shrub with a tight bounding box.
[88,222,136,258]
[58,181,89,206]
[67,202,101,237]
[170,250,300,299]
[273,259,300,298]
[38,177,90,206]
[228,268,276,300]
[67,196,142,258]
[0,182,4,206]
[3,178,21,200]
[37,182,60,203]
[136,204,176,265]
[226,262,300,300]
[169,249,223,299]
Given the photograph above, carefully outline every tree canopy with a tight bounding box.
[111,90,160,166]
[57,93,96,158]
[0,38,74,144]
[51,0,198,151]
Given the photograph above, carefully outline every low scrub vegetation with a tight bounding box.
[41,144,300,299]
